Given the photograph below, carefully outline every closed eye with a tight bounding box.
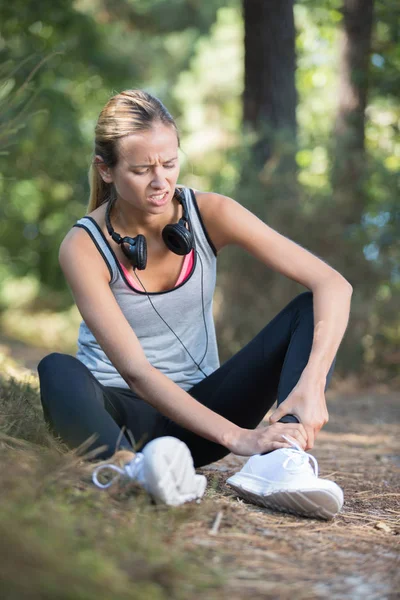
[132,161,177,175]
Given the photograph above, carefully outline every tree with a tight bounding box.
[332,0,375,222]
[242,0,297,170]
[214,1,300,364]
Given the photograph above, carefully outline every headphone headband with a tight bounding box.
[104,187,208,378]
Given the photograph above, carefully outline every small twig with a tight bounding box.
[115,426,127,452]
[209,510,223,536]
[354,493,400,500]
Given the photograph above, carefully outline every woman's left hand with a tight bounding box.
[268,371,329,450]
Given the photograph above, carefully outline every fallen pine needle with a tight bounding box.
[209,510,223,536]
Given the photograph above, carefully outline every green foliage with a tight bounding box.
[0,0,224,299]
[0,0,398,380]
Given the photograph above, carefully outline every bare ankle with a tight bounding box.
[112,449,136,465]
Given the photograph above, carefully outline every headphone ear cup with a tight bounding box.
[135,234,147,270]
[162,221,193,256]
[121,235,147,270]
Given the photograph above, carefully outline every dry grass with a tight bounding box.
[0,343,399,599]
[0,367,223,600]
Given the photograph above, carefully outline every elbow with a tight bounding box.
[125,360,153,389]
[330,272,353,296]
[342,277,353,296]
[314,273,353,297]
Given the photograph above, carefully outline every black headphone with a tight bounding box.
[105,188,194,270]
[105,187,208,378]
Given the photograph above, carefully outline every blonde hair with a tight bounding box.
[87,90,180,213]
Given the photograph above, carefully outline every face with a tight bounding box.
[97,123,180,216]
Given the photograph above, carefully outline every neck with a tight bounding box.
[110,195,180,239]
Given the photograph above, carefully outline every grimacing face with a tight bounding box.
[97,123,180,218]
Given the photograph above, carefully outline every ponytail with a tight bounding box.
[87,160,115,213]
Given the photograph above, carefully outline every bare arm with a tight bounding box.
[197,192,353,447]
[59,228,241,447]
[60,228,308,455]
[301,278,352,382]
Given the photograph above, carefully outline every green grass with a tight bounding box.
[0,375,224,600]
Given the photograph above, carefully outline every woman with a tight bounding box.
[38,90,352,517]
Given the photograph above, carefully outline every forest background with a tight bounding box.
[1,0,399,386]
[0,3,399,598]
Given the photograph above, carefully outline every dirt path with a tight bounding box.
[0,334,50,373]
[195,389,400,599]
[1,335,399,599]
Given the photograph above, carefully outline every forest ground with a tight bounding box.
[0,334,399,600]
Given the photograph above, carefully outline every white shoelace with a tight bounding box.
[92,452,145,489]
[281,434,319,477]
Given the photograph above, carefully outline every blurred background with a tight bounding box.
[0,0,399,386]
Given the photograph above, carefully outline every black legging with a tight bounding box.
[38,292,335,468]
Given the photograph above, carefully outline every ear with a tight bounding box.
[94,155,113,184]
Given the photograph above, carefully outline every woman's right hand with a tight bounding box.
[224,422,308,456]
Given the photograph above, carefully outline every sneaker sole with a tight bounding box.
[143,437,207,507]
[226,474,342,520]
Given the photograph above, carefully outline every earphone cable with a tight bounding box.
[196,251,209,367]
[133,253,209,378]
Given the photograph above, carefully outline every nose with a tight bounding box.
[150,166,167,189]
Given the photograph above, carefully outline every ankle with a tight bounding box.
[111,449,136,467]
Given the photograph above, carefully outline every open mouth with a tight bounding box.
[148,191,169,206]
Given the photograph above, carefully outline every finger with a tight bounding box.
[270,423,307,449]
[305,426,315,450]
[296,422,308,438]
[260,441,291,455]
[296,425,308,448]
[279,423,307,448]
[268,410,279,424]
[269,405,288,424]
[291,433,307,451]
[313,424,322,438]
[289,427,308,449]
[281,433,300,447]
[313,424,324,443]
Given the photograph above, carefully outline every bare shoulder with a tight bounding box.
[59,212,110,283]
[193,189,226,212]
[192,189,234,252]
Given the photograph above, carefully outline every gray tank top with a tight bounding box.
[73,186,220,391]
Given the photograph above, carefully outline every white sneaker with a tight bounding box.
[92,436,207,507]
[226,436,343,520]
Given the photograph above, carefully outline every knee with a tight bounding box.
[37,352,75,379]
[38,353,86,413]
[37,353,85,396]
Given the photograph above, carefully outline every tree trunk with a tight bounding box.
[242,0,297,170]
[332,0,374,223]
